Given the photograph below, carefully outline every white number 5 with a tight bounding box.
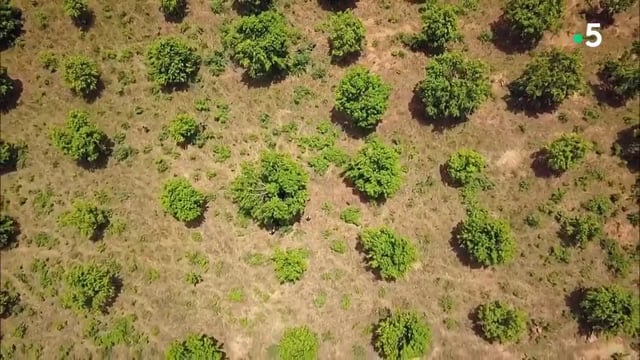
[585,23,602,48]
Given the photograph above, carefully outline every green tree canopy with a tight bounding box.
[0,0,23,48]
[0,66,14,107]
[0,214,17,249]
[345,137,402,200]
[278,326,318,360]
[458,207,516,266]
[405,4,460,53]
[51,110,110,164]
[415,52,490,121]
[544,133,592,173]
[477,301,527,343]
[63,0,91,26]
[359,227,417,280]
[335,66,391,130]
[446,149,490,188]
[326,10,366,60]
[159,0,187,20]
[63,56,100,97]
[374,311,432,360]
[231,151,309,227]
[58,200,110,239]
[580,285,640,336]
[235,0,273,14]
[146,37,201,87]
[502,0,564,47]
[165,334,225,360]
[160,178,206,223]
[62,261,120,313]
[599,41,640,101]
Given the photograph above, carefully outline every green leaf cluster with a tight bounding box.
[477,301,527,343]
[231,151,309,227]
[359,227,417,280]
[277,326,318,360]
[0,214,17,249]
[159,178,206,223]
[561,213,603,247]
[415,52,490,120]
[503,0,564,46]
[597,0,638,15]
[411,4,460,53]
[446,149,489,188]
[166,333,225,360]
[272,248,308,284]
[458,207,516,266]
[222,11,292,79]
[599,42,640,100]
[345,137,402,200]
[63,56,100,96]
[146,37,201,87]
[509,48,583,109]
[374,311,432,360]
[580,285,640,336]
[544,133,592,173]
[51,110,109,163]
[58,199,110,239]
[326,10,366,60]
[167,114,201,145]
[0,1,22,48]
[335,66,391,130]
[63,0,90,23]
[62,261,120,313]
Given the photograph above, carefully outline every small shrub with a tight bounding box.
[600,238,630,277]
[156,158,169,173]
[38,51,59,72]
[445,149,490,188]
[544,133,592,173]
[167,114,201,145]
[278,326,318,360]
[212,144,231,162]
[599,43,640,101]
[159,0,187,19]
[561,214,603,247]
[405,4,460,53]
[0,1,23,48]
[210,0,227,14]
[146,37,201,87]
[359,227,417,280]
[345,137,402,200]
[51,110,109,164]
[292,85,313,105]
[326,10,365,60]
[374,311,432,359]
[222,11,291,79]
[62,261,119,313]
[330,239,347,254]
[159,178,206,223]
[272,248,308,284]
[502,0,564,47]
[62,0,90,25]
[166,334,225,359]
[231,151,309,227]
[32,232,58,249]
[340,207,360,226]
[185,271,203,286]
[227,288,244,302]
[579,285,639,336]
[63,56,100,96]
[415,52,490,120]
[524,213,540,227]
[204,50,227,76]
[582,195,612,216]
[476,301,527,343]
[0,215,17,249]
[457,207,516,266]
[335,66,391,130]
[549,245,571,263]
[59,200,110,239]
[509,49,583,110]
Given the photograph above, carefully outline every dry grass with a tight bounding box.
[1,0,639,358]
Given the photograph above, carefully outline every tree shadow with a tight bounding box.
[330,52,362,67]
[529,149,557,178]
[76,138,114,171]
[89,220,110,242]
[185,213,207,229]
[449,222,483,269]
[503,92,556,118]
[231,0,273,15]
[0,217,22,251]
[317,0,358,11]
[354,239,385,281]
[81,78,106,103]
[408,90,465,133]
[102,276,124,314]
[468,306,489,341]
[565,287,591,337]
[0,6,24,52]
[588,81,627,108]
[489,16,537,55]
[613,125,640,172]
[340,175,378,205]
[163,7,188,23]
[581,7,615,29]
[72,10,96,32]
[0,78,23,113]
[329,107,372,139]
[439,163,458,188]
[240,71,285,89]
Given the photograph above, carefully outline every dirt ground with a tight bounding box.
[1,0,639,358]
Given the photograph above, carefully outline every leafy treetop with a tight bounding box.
[63,55,101,97]
[335,66,391,130]
[599,41,640,101]
[51,110,110,164]
[62,261,120,313]
[165,333,225,360]
[326,10,366,60]
[503,0,564,47]
[457,207,516,266]
[146,37,201,87]
[359,227,417,280]
[160,178,206,223]
[345,137,402,200]
[277,326,318,360]
[374,311,432,360]
[476,301,527,343]
[544,133,592,173]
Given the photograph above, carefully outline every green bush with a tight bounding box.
[166,333,225,359]
[146,37,201,87]
[415,52,490,120]
[458,207,516,266]
[600,238,630,277]
[374,311,432,359]
[335,66,391,130]
[596,0,638,15]
[582,195,612,216]
[406,4,460,53]
[579,285,639,336]
[235,0,273,14]
[509,49,583,110]
[599,43,639,101]
[62,261,120,313]
[159,178,206,223]
[159,0,187,19]
[59,200,110,239]
[326,10,366,60]
[51,110,110,163]
[340,206,361,225]
[502,0,564,47]
[476,301,527,343]
[544,133,592,173]
[277,326,318,360]
[0,214,17,249]
[446,149,489,187]
[360,227,417,280]
[561,214,602,247]
[222,11,291,79]
[0,1,22,48]
[345,137,402,200]
[272,248,308,284]
[63,0,90,25]
[0,66,13,106]
[63,56,100,96]
[167,114,201,145]
[231,151,309,227]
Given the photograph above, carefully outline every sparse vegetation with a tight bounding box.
[166,334,225,359]
[560,213,603,247]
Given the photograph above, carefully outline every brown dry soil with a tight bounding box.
[1,0,639,359]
